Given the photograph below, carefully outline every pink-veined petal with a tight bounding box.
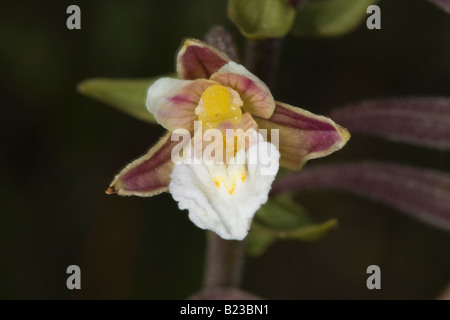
[146,78,217,132]
[210,61,275,119]
[216,112,259,132]
[254,102,350,171]
[107,132,181,196]
[176,39,231,80]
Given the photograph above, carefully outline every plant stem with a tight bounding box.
[244,38,283,88]
[203,232,246,289]
[204,26,240,63]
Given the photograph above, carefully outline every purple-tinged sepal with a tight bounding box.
[254,101,350,171]
[107,132,180,197]
[176,39,231,80]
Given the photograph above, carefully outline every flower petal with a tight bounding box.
[146,78,217,132]
[236,112,259,131]
[169,132,280,240]
[210,61,276,119]
[254,101,350,171]
[215,112,259,132]
[107,132,181,196]
[176,39,231,80]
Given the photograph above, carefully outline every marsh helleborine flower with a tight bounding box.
[106,39,350,240]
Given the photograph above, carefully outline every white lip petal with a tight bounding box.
[169,132,280,240]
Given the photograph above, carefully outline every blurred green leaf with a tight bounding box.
[246,228,276,256]
[255,194,310,229]
[292,0,378,37]
[246,195,338,256]
[252,218,338,240]
[77,77,173,123]
[228,0,297,39]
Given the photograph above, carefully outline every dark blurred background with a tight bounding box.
[0,0,449,299]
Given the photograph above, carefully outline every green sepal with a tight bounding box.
[77,77,174,123]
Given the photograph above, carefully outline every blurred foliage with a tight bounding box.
[292,0,378,37]
[247,195,337,256]
[228,0,297,39]
[228,0,379,39]
[0,0,449,299]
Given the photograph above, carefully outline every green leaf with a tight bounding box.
[254,218,338,240]
[291,0,378,37]
[246,195,338,256]
[246,228,276,256]
[255,194,310,229]
[77,77,172,123]
[228,0,297,39]
[247,218,338,256]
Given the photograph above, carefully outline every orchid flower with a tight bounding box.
[106,39,350,240]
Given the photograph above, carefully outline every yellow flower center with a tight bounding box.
[212,169,247,195]
[198,85,243,129]
[197,85,247,194]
